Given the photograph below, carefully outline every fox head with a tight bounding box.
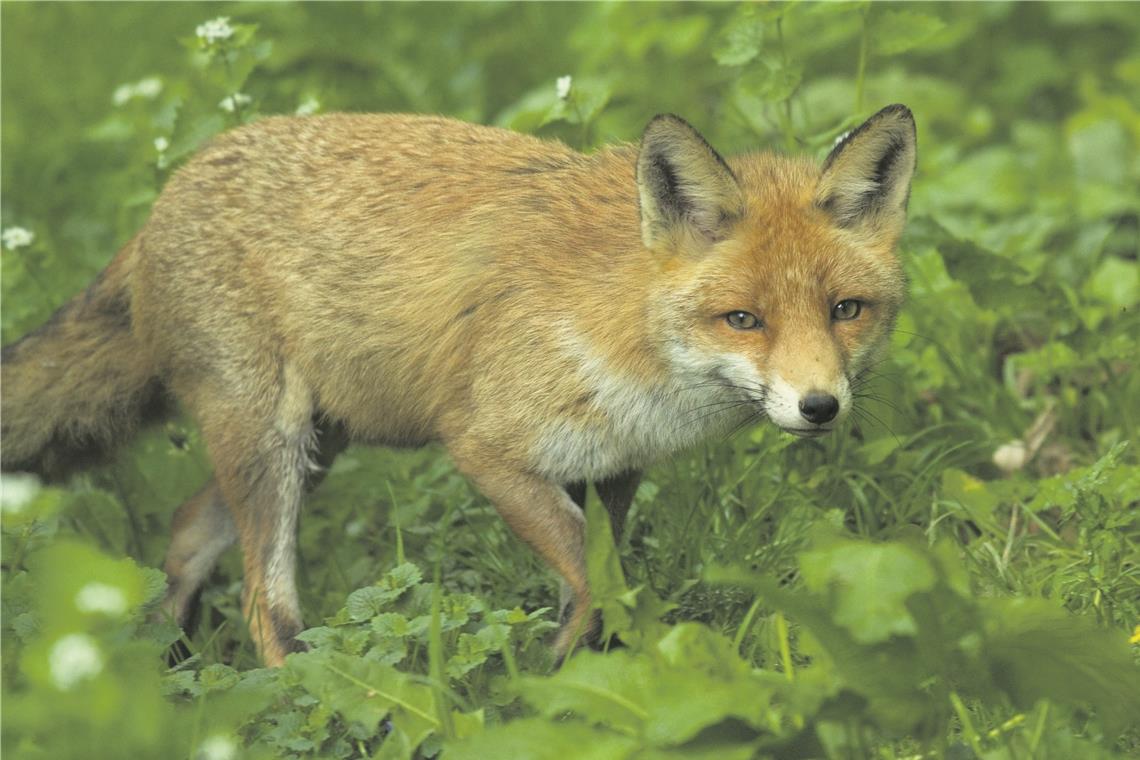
[637,105,916,437]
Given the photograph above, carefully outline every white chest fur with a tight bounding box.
[529,335,750,483]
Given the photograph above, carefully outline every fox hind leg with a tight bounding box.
[217,425,313,666]
[184,364,317,666]
[161,480,236,630]
[159,415,348,659]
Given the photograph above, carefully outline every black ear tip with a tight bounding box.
[643,113,693,138]
[875,103,915,126]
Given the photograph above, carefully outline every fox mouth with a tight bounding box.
[780,426,832,438]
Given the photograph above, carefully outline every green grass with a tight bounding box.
[2,3,1138,759]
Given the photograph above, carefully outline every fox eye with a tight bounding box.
[726,311,761,330]
[832,299,862,321]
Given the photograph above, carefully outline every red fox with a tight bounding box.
[1,105,916,665]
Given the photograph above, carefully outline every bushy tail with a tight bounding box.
[1,239,166,480]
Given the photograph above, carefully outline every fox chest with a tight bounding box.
[529,377,746,484]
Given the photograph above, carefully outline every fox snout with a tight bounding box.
[760,373,853,437]
[798,392,840,425]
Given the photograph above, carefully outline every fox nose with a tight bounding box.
[799,393,839,425]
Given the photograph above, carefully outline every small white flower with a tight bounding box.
[1,473,41,514]
[993,440,1028,474]
[154,137,170,153]
[75,582,129,616]
[295,97,320,116]
[219,93,252,113]
[833,129,852,147]
[113,76,163,106]
[345,519,365,538]
[135,76,163,99]
[112,84,134,107]
[196,734,238,760]
[49,634,104,691]
[2,226,35,250]
[196,17,234,44]
[556,75,573,100]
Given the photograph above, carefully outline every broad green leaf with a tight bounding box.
[941,469,1000,524]
[983,598,1140,734]
[644,625,774,745]
[799,537,937,644]
[713,8,765,66]
[26,540,149,633]
[445,718,638,760]
[347,587,397,621]
[873,9,947,56]
[289,650,441,743]
[1084,256,1139,309]
[520,650,650,734]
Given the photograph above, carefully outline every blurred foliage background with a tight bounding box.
[2,3,1138,759]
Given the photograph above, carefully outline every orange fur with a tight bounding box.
[1,106,916,665]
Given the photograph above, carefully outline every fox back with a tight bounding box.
[0,106,916,665]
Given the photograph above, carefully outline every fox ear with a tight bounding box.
[816,104,916,240]
[637,114,743,252]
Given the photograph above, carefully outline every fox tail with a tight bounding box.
[1,239,166,479]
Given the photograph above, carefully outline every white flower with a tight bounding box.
[135,77,163,99]
[2,226,35,250]
[154,137,170,153]
[219,93,252,113]
[993,440,1028,474]
[1,473,41,514]
[49,634,104,690]
[113,76,163,106]
[556,75,573,100]
[196,734,238,760]
[112,84,133,106]
[196,17,234,44]
[75,582,129,616]
[295,97,320,116]
[833,129,852,147]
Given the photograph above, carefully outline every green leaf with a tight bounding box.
[543,79,612,128]
[713,8,765,67]
[289,650,440,742]
[1084,256,1139,309]
[347,586,396,621]
[872,9,947,56]
[26,540,149,633]
[520,650,649,734]
[384,562,424,592]
[445,718,638,760]
[199,663,240,692]
[346,564,422,621]
[587,486,672,648]
[983,598,1140,734]
[164,110,225,167]
[941,469,1000,525]
[799,537,937,644]
[1068,118,1132,191]
[644,625,773,746]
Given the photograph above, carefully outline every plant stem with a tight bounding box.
[776,612,794,682]
[854,6,871,113]
[776,16,796,151]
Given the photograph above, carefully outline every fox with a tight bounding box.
[1,104,916,666]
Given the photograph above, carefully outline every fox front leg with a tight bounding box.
[564,468,641,545]
[560,469,642,639]
[452,456,595,657]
